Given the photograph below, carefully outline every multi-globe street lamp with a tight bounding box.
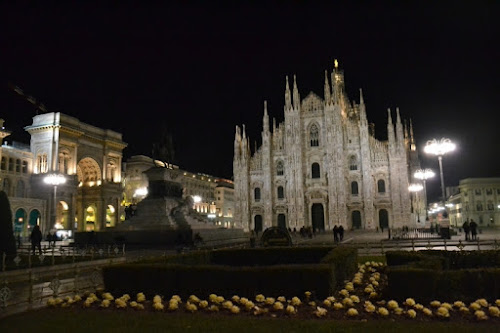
[408,183,424,223]
[44,173,66,231]
[423,138,455,202]
[414,168,435,219]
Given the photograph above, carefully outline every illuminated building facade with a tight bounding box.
[0,113,127,237]
[233,62,422,232]
[447,178,500,227]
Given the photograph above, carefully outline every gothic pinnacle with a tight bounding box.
[359,88,364,104]
[387,108,393,124]
[324,70,331,103]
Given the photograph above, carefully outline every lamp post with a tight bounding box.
[44,173,66,231]
[423,138,455,203]
[414,168,435,220]
[408,183,424,224]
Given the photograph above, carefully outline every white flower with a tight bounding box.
[339,289,349,297]
[102,292,114,301]
[100,299,111,308]
[404,298,416,307]
[488,306,500,317]
[265,297,275,305]
[222,300,233,309]
[407,309,417,318]
[347,308,358,316]
[342,298,354,307]
[476,298,489,307]
[209,294,218,303]
[470,302,481,311]
[153,302,164,311]
[453,301,465,308]
[277,296,286,303]
[273,301,284,311]
[394,307,403,315]
[230,305,240,314]
[459,306,469,314]
[286,305,296,314]
[364,304,376,313]
[350,295,360,303]
[290,297,302,306]
[130,301,138,307]
[153,295,162,303]
[323,299,332,307]
[244,301,255,311]
[47,297,57,307]
[436,306,450,318]
[231,295,240,303]
[387,300,398,310]
[304,291,312,298]
[474,310,488,320]
[216,296,224,304]
[423,308,433,316]
[333,302,344,310]
[313,306,327,317]
[208,305,219,312]
[168,300,179,311]
[430,300,441,308]
[136,293,146,302]
[115,299,127,308]
[185,302,197,312]
[171,295,181,302]
[255,294,265,303]
[377,307,389,316]
[188,295,200,303]
[199,300,208,309]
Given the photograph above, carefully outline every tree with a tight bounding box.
[0,190,17,256]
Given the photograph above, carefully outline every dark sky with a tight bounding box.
[1,2,499,203]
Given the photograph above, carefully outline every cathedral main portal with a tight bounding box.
[311,203,325,231]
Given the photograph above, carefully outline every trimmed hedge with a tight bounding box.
[385,250,500,303]
[102,246,356,299]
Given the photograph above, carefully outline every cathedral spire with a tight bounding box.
[324,70,331,104]
[263,100,269,132]
[359,89,367,124]
[359,88,364,105]
[409,118,415,145]
[292,74,300,110]
[285,76,292,110]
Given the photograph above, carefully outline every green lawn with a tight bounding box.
[0,309,497,333]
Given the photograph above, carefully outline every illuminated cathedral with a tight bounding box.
[233,61,423,232]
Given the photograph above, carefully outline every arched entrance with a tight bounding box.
[106,205,116,227]
[57,201,70,229]
[14,208,27,236]
[29,210,41,229]
[254,215,263,233]
[352,210,362,229]
[379,209,389,230]
[277,214,286,230]
[311,203,325,232]
[85,205,97,231]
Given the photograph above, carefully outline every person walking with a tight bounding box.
[470,219,478,241]
[30,225,43,255]
[333,225,339,243]
[338,225,344,242]
[462,220,470,241]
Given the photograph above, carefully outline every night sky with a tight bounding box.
[1,2,498,203]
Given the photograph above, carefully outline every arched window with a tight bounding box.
[276,160,284,176]
[22,160,28,173]
[15,159,21,172]
[277,186,284,199]
[0,157,6,170]
[254,187,261,201]
[8,158,14,171]
[310,124,319,147]
[349,155,358,170]
[377,179,386,193]
[351,181,359,195]
[312,163,320,179]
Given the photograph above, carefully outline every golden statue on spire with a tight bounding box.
[334,59,339,69]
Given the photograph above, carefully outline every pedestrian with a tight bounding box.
[338,225,344,242]
[333,225,339,243]
[470,219,478,240]
[462,220,470,241]
[30,225,43,255]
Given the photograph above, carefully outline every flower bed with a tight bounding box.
[46,261,500,323]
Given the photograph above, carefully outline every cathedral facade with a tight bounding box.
[233,63,422,232]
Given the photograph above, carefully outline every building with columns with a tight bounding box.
[0,112,127,238]
[233,62,422,232]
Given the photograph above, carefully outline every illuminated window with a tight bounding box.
[0,157,6,170]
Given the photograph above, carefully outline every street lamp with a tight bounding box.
[44,173,66,230]
[408,183,423,224]
[414,168,435,219]
[423,138,455,202]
